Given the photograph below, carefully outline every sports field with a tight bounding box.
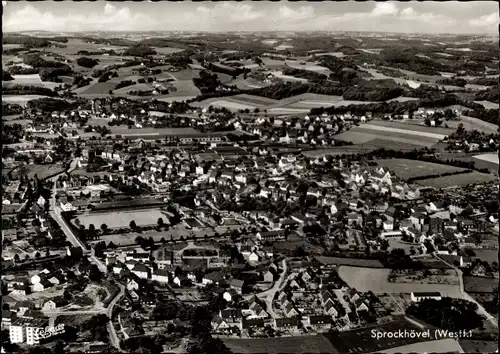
[77,209,167,229]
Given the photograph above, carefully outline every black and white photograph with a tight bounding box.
[1,1,499,353]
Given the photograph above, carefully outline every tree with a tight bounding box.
[88,264,102,282]
[157,218,164,227]
[14,254,20,262]
[45,249,50,257]
[129,220,137,229]
[100,224,108,232]
[89,224,96,233]
[25,254,30,260]
[35,252,41,258]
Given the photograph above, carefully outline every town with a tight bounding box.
[2,2,499,354]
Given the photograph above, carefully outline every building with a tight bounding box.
[410,292,442,302]
[10,317,49,345]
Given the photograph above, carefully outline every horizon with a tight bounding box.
[2,1,498,35]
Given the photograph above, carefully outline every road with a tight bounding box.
[49,161,107,273]
[244,259,287,318]
[436,255,498,328]
[42,309,106,316]
[106,283,125,350]
[48,158,124,348]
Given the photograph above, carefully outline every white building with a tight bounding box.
[10,317,48,345]
[410,292,442,302]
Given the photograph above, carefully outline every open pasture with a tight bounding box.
[376,158,466,180]
[2,95,60,105]
[416,171,497,188]
[368,120,455,136]
[77,209,167,229]
[338,266,462,297]
[474,153,499,165]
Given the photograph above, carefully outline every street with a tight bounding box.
[436,255,498,328]
[244,259,288,318]
[48,159,124,349]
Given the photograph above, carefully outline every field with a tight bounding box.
[2,95,59,105]
[222,335,339,354]
[338,266,463,297]
[376,158,466,180]
[389,269,460,285]
[474,153,499,165]
[416,171,497,188]
[14,164,66,180]
[472,249,500,264]
[474,100,499,110]
[463,276,498,293]
[107,126,200,137]
[77,209,168,229]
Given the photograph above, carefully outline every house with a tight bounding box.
[470,262,488,277]
[173,275,188,287]
[242,318,265,330]
[248,302,268,319]
[305,315,332,330]
[131,263,149,279]
[151,269,171,283]
[203,272,225,286]
[274,317,299,330]
[1,310,17,330]
[230,279,245,294]
[127,279,140,291]
[410,292,442,302]
[223,289,240,303]
[262,270,274,283]
[283,302,299,317]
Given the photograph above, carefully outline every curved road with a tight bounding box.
[48,159,125,349]
[106,283,125,350]
[244,259,287,318]
[436,255,498,328]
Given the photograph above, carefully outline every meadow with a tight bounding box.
[474,153,499,165]
[416,171,497,188]
[376,158,466,180]
[222,336,338,354]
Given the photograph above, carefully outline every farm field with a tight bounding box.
[368,119,455,136]
[474,153,499,165]
[358,123,448,140]
[77,81,117,96]
[472,249,500,264]
[474,100,500,109]
[157,95,197,103]
[170,80,201,96]
[336,127,440,147]
[338,266,463,297]
[222,335,339,354]
[463,276,498,293]
[416,171,497,188]
[2,95,59,105]
[209,100,257,110]
[375,158,466,180]
[77,209,167,229]
[459,115,498,134]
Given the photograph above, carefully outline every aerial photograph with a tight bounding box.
[1,1,498,353]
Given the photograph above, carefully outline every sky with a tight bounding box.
[2,1,499,34]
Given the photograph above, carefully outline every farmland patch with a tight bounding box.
[416,172,497,188]
[338,266,462,297]
[376,158,466,180]
[474,153,499,165]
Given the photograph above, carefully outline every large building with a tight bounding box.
[410,292,442,302]
[10,317,49,345]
